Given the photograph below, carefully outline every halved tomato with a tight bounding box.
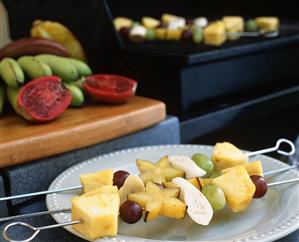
[83,74,137,104]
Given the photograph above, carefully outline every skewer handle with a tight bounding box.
[267,177,299,188]
[2,220,81,242]
[246,138,296,157]
[0,185,82,202]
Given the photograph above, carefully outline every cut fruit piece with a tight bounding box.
[203,21,226,46]
[168,155,206,179]
[128,181,186,222]
[114,17,133,31]
[222,161,263,177]
[119,175,145,204]
[212,166,255,212]
[142,17,160,28]
[136,156,184,184]
[172,177,213,225]
[164,178,201,190]
[212,142,248,171]
[72,190,120,240]
[17,76,71,122]
[83,74,137,104]
[255,17,279,32]
[80,169,113,193]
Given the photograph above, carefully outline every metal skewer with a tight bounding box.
[2,176,298,242]
[0,138,295,203]
[227,30,279,38]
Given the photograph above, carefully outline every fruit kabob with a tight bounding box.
[0,139,297,241]
[114,14,280,46]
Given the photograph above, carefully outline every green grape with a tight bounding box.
[192,26,203,44]
[192,153,214,175]
[145,29,156,41]
[209,171,223,178]
[246,19,258,32]
[202,184,226,210]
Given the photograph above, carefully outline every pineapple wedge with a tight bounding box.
[256,17,279,32]
[114,17,133,31]
[212,142,248,171]
[136,156,184,184]
[162,13,182,24]
[203,21,226,46]
[222,16,244,40]
[212,166,256,212]
[128,181,186,222]
[142,17,160,28]
[72,187,120,240]
[222,161,263,176]
[80,169,113,193]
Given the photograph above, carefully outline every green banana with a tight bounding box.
[17,56,52,80]
[69,77,85,90]
[0,58,25,87]
[62,57,92,76]
[64,83,85,107]
[6,86,22,115]
[0,84,5,115]
[36,54,78,82]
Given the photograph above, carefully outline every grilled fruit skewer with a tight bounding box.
[0,58,24,87]
[17,56,52,79]
[0,38,69,60]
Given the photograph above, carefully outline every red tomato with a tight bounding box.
[83,74,137,104]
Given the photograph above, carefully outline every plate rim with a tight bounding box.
[46,144,299,242]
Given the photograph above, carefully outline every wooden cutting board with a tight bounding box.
[0,96,166,168]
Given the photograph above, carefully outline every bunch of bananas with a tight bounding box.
[0,54,92,117]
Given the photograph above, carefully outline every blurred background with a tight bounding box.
[1,0,299,151]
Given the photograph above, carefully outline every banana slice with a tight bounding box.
[168,155,206,179]
[172,177,213,225]
[119,175,145,205]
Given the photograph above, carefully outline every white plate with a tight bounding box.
[46,145,299,242]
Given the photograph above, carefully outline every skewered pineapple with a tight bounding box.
[203,21,227,46]
[212,142,248,171]
[71,185,120,240]
[255,17,279,32]
[80,169,113,193]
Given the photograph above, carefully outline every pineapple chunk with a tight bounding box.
[155,28,167,40]
[162,13,182,24]
[223,16,244,32]
[72,189,120,240]
[204,21,226,46]
[114,17,133,31]
[212,166,255,212]
[128,181,186,222]
[80,169,113,193]
[166,29,183,40]
[222,161,263,176]
[256,17,279,32]
[142,17,160,28]
[136,156,184,184]
[223,16,244,40]
[212,142,248,171]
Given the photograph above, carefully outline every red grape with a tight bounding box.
[181,29,193,42]
[113,170,130,189]
[119,27,131,38]
[120,201,143,224]
[250,175,268,198]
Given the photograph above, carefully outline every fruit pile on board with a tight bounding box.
[114,14,280,46]
[0,20,137,122]
[70,142,267,240]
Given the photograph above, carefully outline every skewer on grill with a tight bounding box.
[1,176,299,242]
[0,138,295,203]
